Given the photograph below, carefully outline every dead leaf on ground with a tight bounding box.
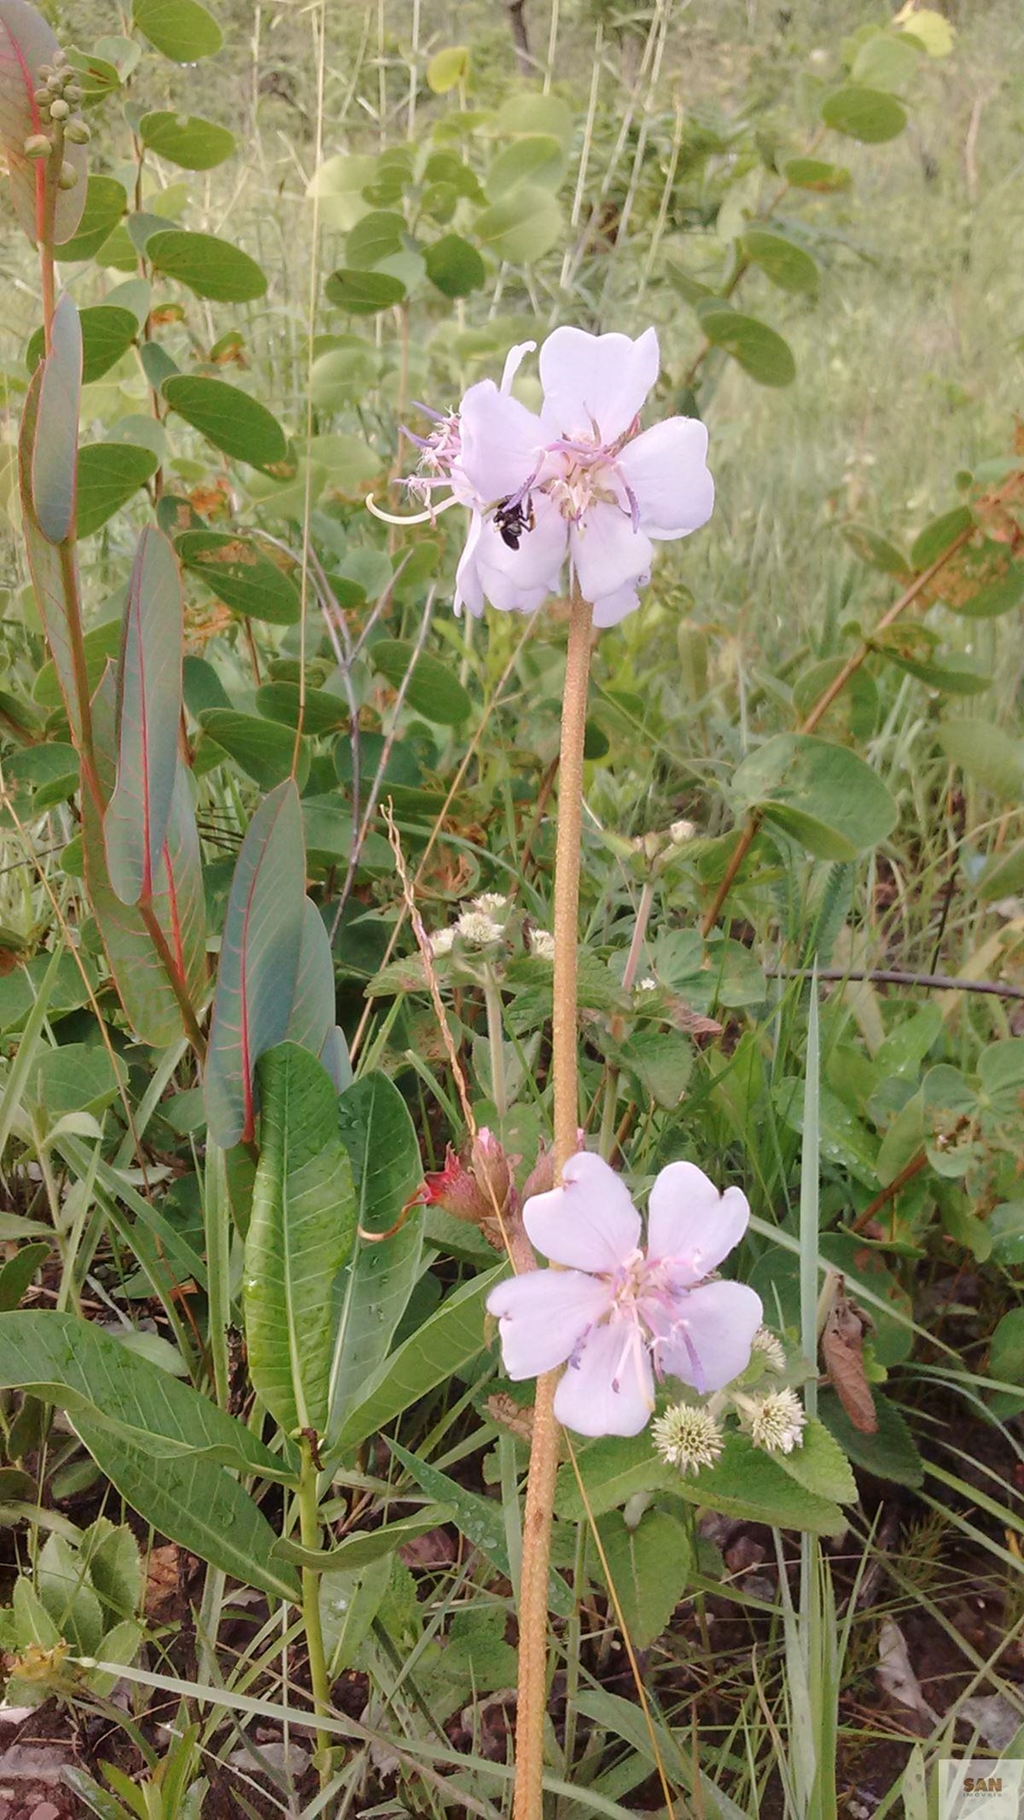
[821,1277,878,1433]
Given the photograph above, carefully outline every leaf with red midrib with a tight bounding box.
[204,780,306,1149]
[104,527,183,905]
[0,0,87,244]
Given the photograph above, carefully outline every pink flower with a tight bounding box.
[486,1152,762,1438]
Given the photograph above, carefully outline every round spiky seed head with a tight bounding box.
[743,1387,806,1455]
[48,97,70,120]
[57,161,79,190]
[651,1402,725,1475]
[23,133,52,158]
[64,118,90,144]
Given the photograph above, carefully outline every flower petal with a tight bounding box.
[617,417,715,540]
[654,1280,763,1393]
[453,512,484,618]
[646,1161,750,1282]
[500,339,536,395]
[591,579,645,628]
[486,1268,612,1378]
[473,491,567,614]
[539,326,659,445]
[570,505,653,608]
[459,380,545,504]
[554,1316,655,1437]
[524,1150,640,1272]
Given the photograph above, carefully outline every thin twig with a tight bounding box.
[767,965,1024,1002]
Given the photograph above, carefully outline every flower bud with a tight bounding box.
[48,97,70,120]
[33,87,51,106]
[57,161,79,189]
[46,71,63,92]
[64,84,82,102]
[23,133,52,158]
[64,118,90,144]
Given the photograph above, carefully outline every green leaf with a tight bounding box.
[76,443,158,538]
[370,639,472,725]
[18,371,84,739]
[57,175,127,261]
[324,268,406,314]
[0,1242,50,1313]
[424,233,486,298]
[595,1506,693,1648]
[944,563,1024,619]
[841,521,913,576]
[275,1514,448,1574]
[38,1532,104,1654]
[32,292,81,545]
[472,185,562,263]
[899,9,954,57]
[782,157,851,191]
[198,709,307,792]
[104,528,183,905]
[327,1073,424,1446]
[132,0,223,61]
[331,1267,502,1456]
[938,721,1024,800]
[496,91,574,147]
[147,229,266,302]
[851,32,921,92]
[616,1027,693,1109]
[699,308,796,386]
[426,44,468,92]
[0,1310,300,1601]
[176,530,300,622]
[256,682,347,733]
[346,209,405,269]
[162,376,286,469]
[24,1044,125,1123]
[741,228,819,294]
[909,505,974,569]
[772,1418,857,1504]
[485,135,567,201]
[557,1430,846,1533]
[284,898,350,1092]
[139,111,235,170]
[27,306,137,387]
[732,733,897,859]
[245,1044,357,1436]
[791,657,879,738]
[205,779,307,1149]
[819,1388,923,1488]
[0,0,87,246]
[821,85,907,142]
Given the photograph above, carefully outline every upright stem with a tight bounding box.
[482,966,508,1120]
[297,1441,331,1782]
[514,580,593,1820]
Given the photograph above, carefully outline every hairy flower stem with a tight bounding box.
[514,579,594,1820]
[297,1441,332,1783]
[482,966,508,1120]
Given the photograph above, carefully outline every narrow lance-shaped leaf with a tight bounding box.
[0,0,87,246]
[157,761,208,1015]
[104,527,183,905]
[17,365,83,740]
[286,897,351,1092]
[0,1310,300,1603]
[204,779,306,1149]
[245,1043,357,1436]
[82,665,193,1047]
[32,290,81,544]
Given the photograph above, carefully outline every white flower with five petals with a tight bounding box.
[486,1151,761,1438]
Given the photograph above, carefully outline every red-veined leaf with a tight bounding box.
[204,779,306,1148]
[0,0,87,246]
[32,290,81,544]
[104,528,183,905]
[285,898,351,1092]
[18,365,84,741]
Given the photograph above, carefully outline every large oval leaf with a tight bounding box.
[821,85,907,143]
[176,529,300,622]
[325,268,406,314]
[132,0,223,61]
[285,899,350,1092]
[139,110,235,170]
[424,233,486,298]
[162,376,286,469]
[104,528,183,905]
[0,1310,299,1602]
[245,1043,357,1436]
[472,184,562,263]
[0,0,87,245]
[740,228,819,295]
[31,292,81,545]
[76,443,158,537]
[204,779,307,1149]
[57,174,127,261]
[370,639,472,726]
[699,307,796,387]
[146,228,266,301]
[198,709,308,792]
[27,305,138,386]
[732,733,897,860]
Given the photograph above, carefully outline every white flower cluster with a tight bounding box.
[651,1323,802,1476]
[428,892,512,957]
[528,928,555,961]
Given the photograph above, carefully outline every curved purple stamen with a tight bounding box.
[623,480,641,533]
[410,400,446,422]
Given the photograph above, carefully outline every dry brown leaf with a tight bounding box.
[821,1278,878,1433]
